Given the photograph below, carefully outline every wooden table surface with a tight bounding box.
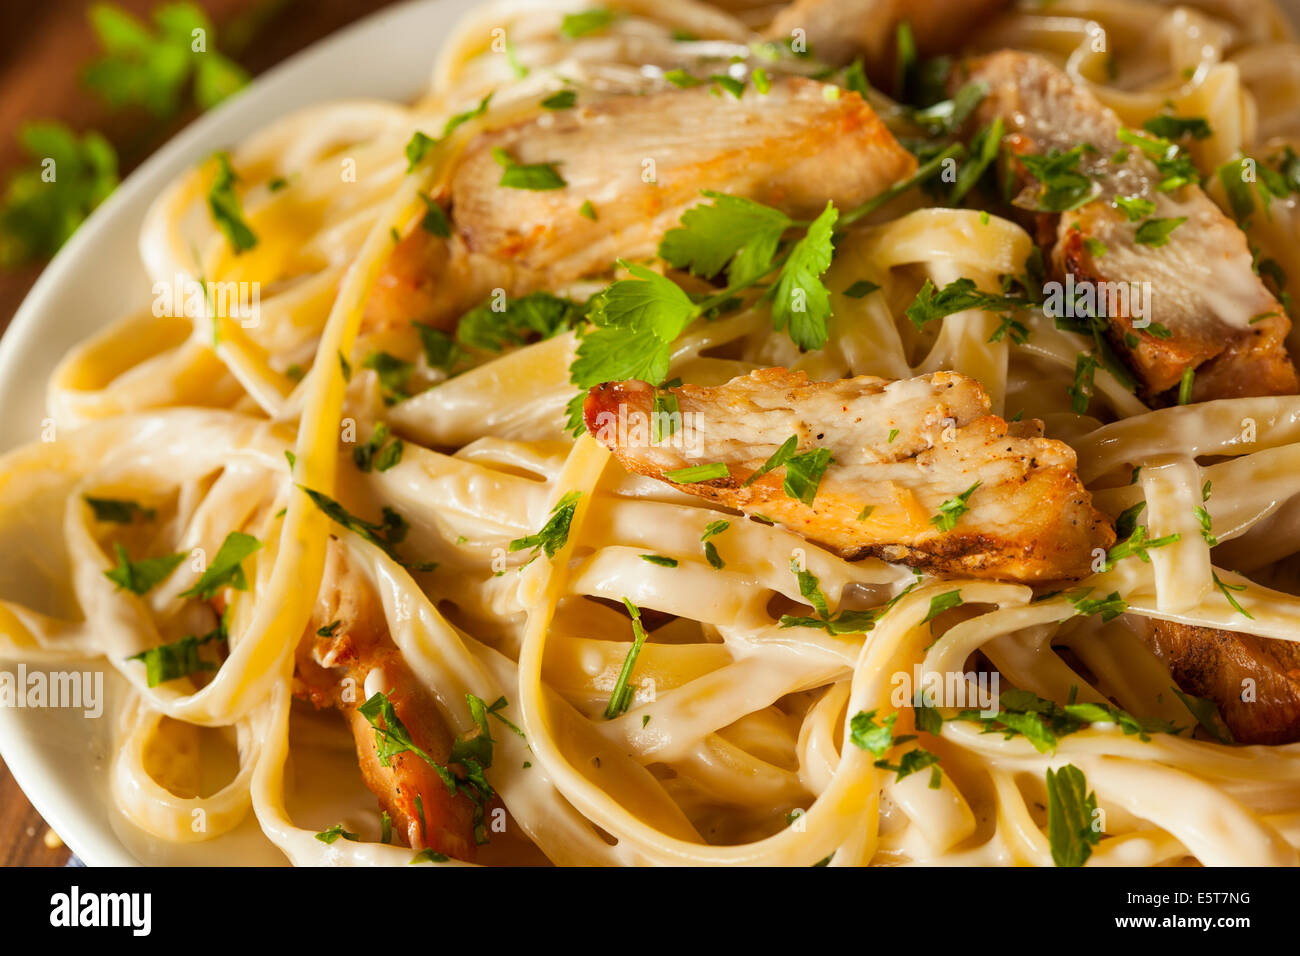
[0,0,398,866]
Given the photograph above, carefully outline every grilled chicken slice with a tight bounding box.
[1144,620,1300,745]
[585,368,1113,582]
[765,0,1008,77]
[364,77,915,332]
[955,51,1298,401]
[294,539,479,860]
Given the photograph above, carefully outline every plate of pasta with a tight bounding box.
[3,0,1300,868]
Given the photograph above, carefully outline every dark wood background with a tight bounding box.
[0,0,399,866]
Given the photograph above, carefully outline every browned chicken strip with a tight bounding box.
[766,0,1008,79]
[1143,620,1300,745]
[955,50,1298,402]
[294,539,480,860]
[585,368,1113,582]
[955,53,1300,740]
[364,77,915,331]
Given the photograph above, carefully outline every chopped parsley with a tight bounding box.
[84,496,155,524]
[415,322,463,375]
[206,152,256,253]
[604,598,649,718]
[509,491,581,562]
[920,589,963,625]
[1066,587,1127,622]
[905,278,1029,331]
[1046,764,1100,867]
[1113,195,1155,221]
[560,8,615,38]
[1170,686,1234,745]
[405,93,492,171]
[664,462,729,484]
[104,543,185,595]
[128,615,227,687]
[748,437,795,489]
[353,422,403,473]
[640,554,678,568]
[1142,115,1211,141]
[180,531,262,600]
[361,350,414,404]
[314,824,360,845]
[1017,145,1098,212]
[491,147,566,191]
[783,448,833,506]
[843,279,880,298]
[418,194,450,237]
[1177,366,1195,405]
[701,519,730,570]
[1212,570,1253,619]
[457,290,588,353]
[541,89,576,110]
[299,486,422,566]
[1134,216,1187,247]
[929,481,980,532]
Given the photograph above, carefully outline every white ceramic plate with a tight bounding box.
[0,0,475,866]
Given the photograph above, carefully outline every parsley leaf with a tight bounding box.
[85,2,248,118]
[491,146,565,190]
[849,710,907,758]
[104,543,185,595]
[790,556,830,618]
[315,823,360,845]
[1067,587,1127,622]
[206,152,256,253]
[541,89,576,110]
[905,278,1028,331]
[658,192,791,286]
[1134,216,1187,247]
[353,422,403,473]
[561,8,615,38]
[358,690,458,791]
[1113,195,1155,221]
[783,447,833,505]
[1018,145,1098,212]
[771,201,838,350]
[0,122,118,267]
[1142,115,1211,141]
[405,93,492,171]
[701,519,729,570]
[570,261,698,388]
[743,434,798,487]
[1046,764,1100,867]
[84,496,155,524]
[1170,686,1234,745]
[509,491,581,562]
[605,598,649,718]
[457,291,588,352]
[921,589,963,625]
[127,616,226,687]
[664,462,729,483]
[929,481,980,532]
[180,530,261,600]
[299,486,419,565]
